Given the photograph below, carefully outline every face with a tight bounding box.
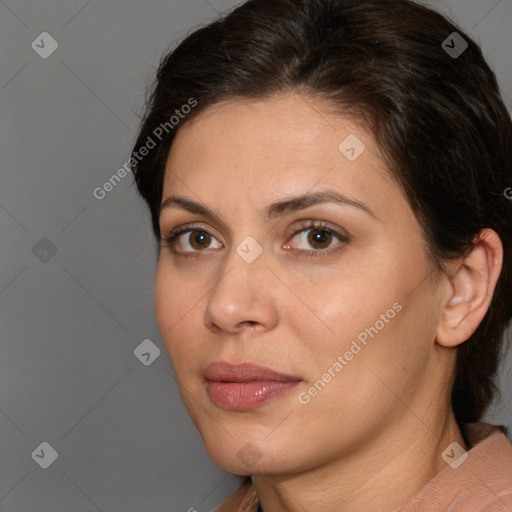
[154,93,447,476]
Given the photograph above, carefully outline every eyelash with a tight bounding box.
[160,221,349,259]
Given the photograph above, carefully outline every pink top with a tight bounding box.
[215,422,512,511]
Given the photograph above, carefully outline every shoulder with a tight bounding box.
[397,422,512,511]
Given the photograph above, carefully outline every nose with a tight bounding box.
[203,244,279,336]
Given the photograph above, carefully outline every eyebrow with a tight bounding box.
[159,190,377,223]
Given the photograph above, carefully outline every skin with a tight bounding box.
[153,93,503,512]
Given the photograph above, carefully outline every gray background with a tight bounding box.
[0,0,511,511]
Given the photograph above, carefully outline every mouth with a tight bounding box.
[203,361,302,410]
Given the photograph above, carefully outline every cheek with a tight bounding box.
[288,250,427,383]
[154,270,176,338]
[153,265,203,361]
[290,266,397,354]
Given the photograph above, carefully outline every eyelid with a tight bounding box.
[285,218,349,239]
[163,221,222,241]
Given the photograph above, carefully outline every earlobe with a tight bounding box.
[436,229,503,348]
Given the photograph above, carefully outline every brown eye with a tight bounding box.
[188,230,212,250]
[307,228,333,249]
[162,226,223,255]
[287,224,346,253]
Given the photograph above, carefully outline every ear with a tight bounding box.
[436,229,503,348]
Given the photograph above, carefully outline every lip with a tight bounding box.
[204,362,301,410]
[204,361,300,382]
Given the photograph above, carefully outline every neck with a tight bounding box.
[252,409,467,512]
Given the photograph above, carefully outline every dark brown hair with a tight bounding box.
[130,0,512,427]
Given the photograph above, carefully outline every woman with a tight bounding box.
[130,0,512,510]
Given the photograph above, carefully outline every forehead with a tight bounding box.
[162,93,403,217]
[169,93,370,156]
